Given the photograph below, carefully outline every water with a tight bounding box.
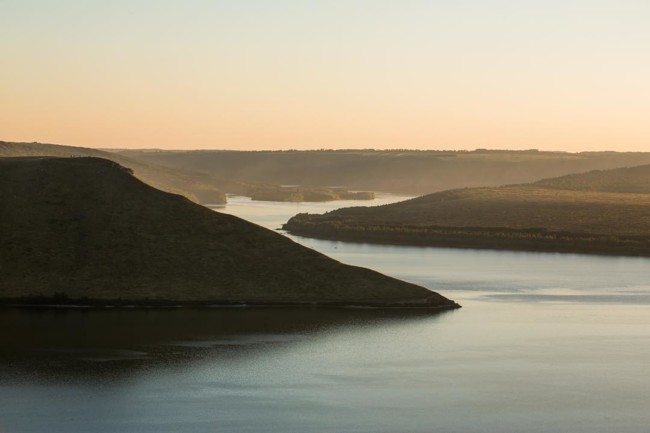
[1,195,649,432]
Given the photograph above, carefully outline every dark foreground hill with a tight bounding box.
[0,157,458,309]
[284,165,650,257]
[0,141,225,204]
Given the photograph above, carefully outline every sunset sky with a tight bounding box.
[2,0,649,151]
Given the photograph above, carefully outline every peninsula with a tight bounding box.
[284,165,650,257]
[0,157,458,309]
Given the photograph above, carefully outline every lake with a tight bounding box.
[1,195,649,432]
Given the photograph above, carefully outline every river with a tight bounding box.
[1,195,648,432]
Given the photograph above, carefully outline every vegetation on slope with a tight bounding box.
[0,157,458,309]
[532,164,650,194]
[284,165,650,256]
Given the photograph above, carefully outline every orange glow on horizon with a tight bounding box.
[1,1,649,152]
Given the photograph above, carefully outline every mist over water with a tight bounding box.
[1,195,649,433]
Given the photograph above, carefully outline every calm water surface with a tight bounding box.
[1,195,649,433]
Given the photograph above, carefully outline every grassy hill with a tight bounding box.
[0,157,458,309]
[532,164,650,194]
[284,165,650,256]
[0,141,226,204]
[116,149,650,195]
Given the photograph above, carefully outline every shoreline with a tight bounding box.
[0,297,461,311]
[283,225,650,258]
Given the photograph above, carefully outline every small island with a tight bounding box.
[248,185,375,202]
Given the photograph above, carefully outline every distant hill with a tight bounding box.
[0,157,458,309]
[0,141,375,204]
[115,149,650,195]
[284,165,650,256]
[0,141,225,204]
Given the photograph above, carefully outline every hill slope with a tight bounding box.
[0,157,457,309]
[532,164,650,194]
[0,141,225,204]
[284,165,650,256]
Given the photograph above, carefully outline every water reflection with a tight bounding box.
[484,292,650,304]
[3,196,650,433]
[0,307,452,383]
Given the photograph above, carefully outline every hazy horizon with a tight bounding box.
[2,1,649,152]
[7,140,650,154]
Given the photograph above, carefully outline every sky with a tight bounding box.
[1,0,649,152]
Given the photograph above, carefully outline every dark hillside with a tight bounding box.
[0,157,457,309]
